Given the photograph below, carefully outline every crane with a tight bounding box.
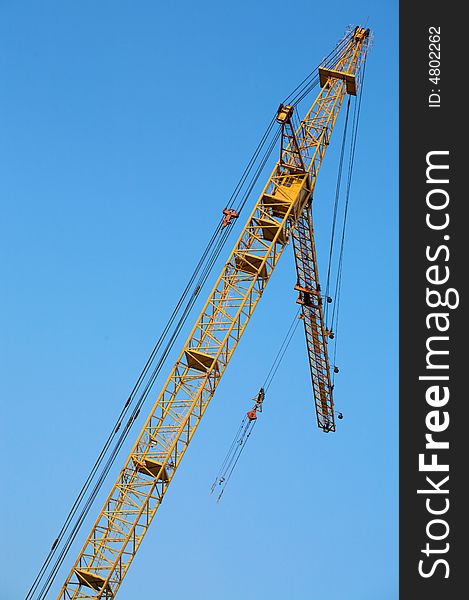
[42,26,370,600]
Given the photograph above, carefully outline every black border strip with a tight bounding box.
[399,4,465,597]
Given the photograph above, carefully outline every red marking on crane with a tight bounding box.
[247,409,258,421]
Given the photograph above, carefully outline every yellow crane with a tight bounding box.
[43,26,370,600]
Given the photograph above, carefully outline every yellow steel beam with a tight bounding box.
[57,26,369,600]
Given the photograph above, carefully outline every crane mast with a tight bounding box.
[58,26,369,600]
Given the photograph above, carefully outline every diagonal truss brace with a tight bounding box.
[292,203,335,432]
[276,105,335,432]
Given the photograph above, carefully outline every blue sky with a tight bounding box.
[0,2,398,599]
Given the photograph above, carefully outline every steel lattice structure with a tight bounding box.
[58,26,369,600]
[293,204,335,431]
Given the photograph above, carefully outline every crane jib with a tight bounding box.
[53,26,370,600]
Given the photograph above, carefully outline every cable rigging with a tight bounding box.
[26,123,282,600]
[324,96,351,325]
[210,311,301,502]
[326,52,368,387]
[25,31,366,600]
[26,107,285,600]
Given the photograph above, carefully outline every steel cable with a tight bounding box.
[26,46,347,598]
[331,52,368,384]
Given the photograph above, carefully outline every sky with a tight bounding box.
[0,2,398,599]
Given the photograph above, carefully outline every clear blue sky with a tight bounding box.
[0,2,398,599]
